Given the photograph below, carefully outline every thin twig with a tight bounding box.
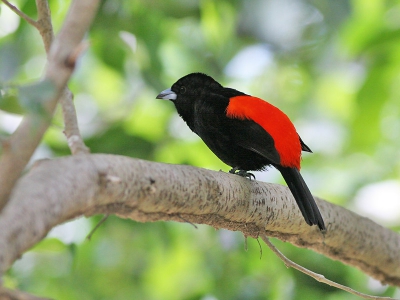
[60,89,90,155]
[1,0,39,28]
[86,215,109,241]
[35,0,54,52]
[256,238,263,259]
[35,0,90,155]
[261,234,397,300]
[177,214,198,229]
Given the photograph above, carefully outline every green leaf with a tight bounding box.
[0,85,25,115]
[18,79,57,114]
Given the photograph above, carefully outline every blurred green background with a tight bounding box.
[1,0,400,299]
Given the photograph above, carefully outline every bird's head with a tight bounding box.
[156,72,222,104]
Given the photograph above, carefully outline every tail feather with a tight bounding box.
[277,166,326,231]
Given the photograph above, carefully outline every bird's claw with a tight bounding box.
[229,168,256,180]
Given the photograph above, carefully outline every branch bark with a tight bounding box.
[0,0,99,211]
[35,0,54,52]
[60,89,90,155]
[0,154,398,287]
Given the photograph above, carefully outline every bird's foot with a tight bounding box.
[229,168,256,180]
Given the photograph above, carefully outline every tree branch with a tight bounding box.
[60,89,90,155]
[0,154,398,288]
[1,0,39,28]
[0,0,99,212]
[35,0,54,53]
[33,0,90,155]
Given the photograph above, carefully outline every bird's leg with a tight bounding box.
[229,167,256,180]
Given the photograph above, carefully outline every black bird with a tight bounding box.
[157,73,325,231]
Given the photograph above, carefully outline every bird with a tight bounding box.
[156,72,325,231]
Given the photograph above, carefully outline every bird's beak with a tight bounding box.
[156,88,177,101]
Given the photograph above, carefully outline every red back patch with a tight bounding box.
[226,95,301,169]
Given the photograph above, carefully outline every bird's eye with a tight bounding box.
[180,86,186,94]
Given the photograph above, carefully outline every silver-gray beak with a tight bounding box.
[156,88,177,101]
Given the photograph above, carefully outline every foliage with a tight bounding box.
[0,0,399,299]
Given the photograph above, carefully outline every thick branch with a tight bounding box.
[0,0,99,211]
[0,154,398,287]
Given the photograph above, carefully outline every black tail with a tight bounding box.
[277,166,326,231]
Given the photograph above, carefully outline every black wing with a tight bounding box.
[226,118,281,165]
